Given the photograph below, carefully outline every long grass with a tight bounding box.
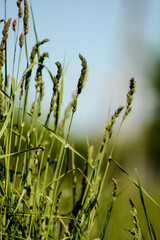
[0,1,159,239]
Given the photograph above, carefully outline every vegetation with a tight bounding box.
[0,1,159,239]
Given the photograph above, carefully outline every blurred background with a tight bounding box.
[1,0,160,238]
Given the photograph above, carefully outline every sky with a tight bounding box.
[1,0,160,137]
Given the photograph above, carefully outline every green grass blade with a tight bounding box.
[0,180,5,195]
[15,104,90,164]
[0,103,13,139]
[100,200,114,240]
[138,227,143,240]
[111,158,160,208]
[0,146,44,159]
[29,0,38,42]
[100,179,117,240]
[136,170,157,240]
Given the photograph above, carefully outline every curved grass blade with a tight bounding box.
[136,170,157,240]
[43,167,91,192]
[14,104,91,165]
[111,158,160,208]
[29,0,38,42]
[0,146,44,159]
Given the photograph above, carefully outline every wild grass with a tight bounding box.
[0,1,159,239]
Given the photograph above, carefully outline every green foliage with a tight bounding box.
[0,1,158,240]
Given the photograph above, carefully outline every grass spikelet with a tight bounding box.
[100,179,118,240]
[19,33,24,48]
[2,18,12,42]
[72,54,87,113]
[18,5,23,18]
[55,61,62,81]
[123,199,141,240]
[102,106,124,146]
[17,0,23,8]
[30,39,49,63]
[35,52,49,95]
[12,19,17,32]
[129,199,140,231]
[23,0,29,35]
[0,42,5,67]
[123,78,136,120]
[0,90,4,116]
[77,54,87,95]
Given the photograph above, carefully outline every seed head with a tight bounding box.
[2,18,12,42]
[53,61,62,94]
[30,101,35,114]
[30,39,49,63]
[12,19,17,31]
[0,42,4,51]
[0,91,4,114]
[17,0,23,8]
[55,61,62,81]
[23,0,29,35]
[0,51,5,67]
[19,33,24,47]
[19,6,23,18]
[112,178,118,198]
[30,42,40,63]
[77,54,87,95]
[123,78,136,120]
[106,106,124,137]
[72,92,77,113]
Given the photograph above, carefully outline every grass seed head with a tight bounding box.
[12,19,17,31]
[30,101,35,114]
[77,54,87,95]
[17,0,23,8]
[2,18,12,42]
[30,42,40,63]
[18,6,23,18]
[52,61,62,93]
[123,78,136,120]
[55,61,62,81]
[129,199,139,230]
[0,50,5,67]
[106,106,124,138]
[19,33,24,47]
[30,40,49,63]
[23,0,29,35]
[72,92,77,113]
[112,178,118,198]
[0,91,4,113]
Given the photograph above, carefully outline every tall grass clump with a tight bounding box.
[0,1,159,239]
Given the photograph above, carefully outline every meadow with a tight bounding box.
[0,1,159,239]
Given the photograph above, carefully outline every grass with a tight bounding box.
[0,1,159,239]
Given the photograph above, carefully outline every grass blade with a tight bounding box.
[0,146,44,159]
[100,179,118,240]
[0,103,13,139]
[136,170,157,240]
[111,158,160,208]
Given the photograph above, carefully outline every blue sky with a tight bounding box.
[1,0,160,137]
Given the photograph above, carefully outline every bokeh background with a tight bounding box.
[1,0,160,238]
